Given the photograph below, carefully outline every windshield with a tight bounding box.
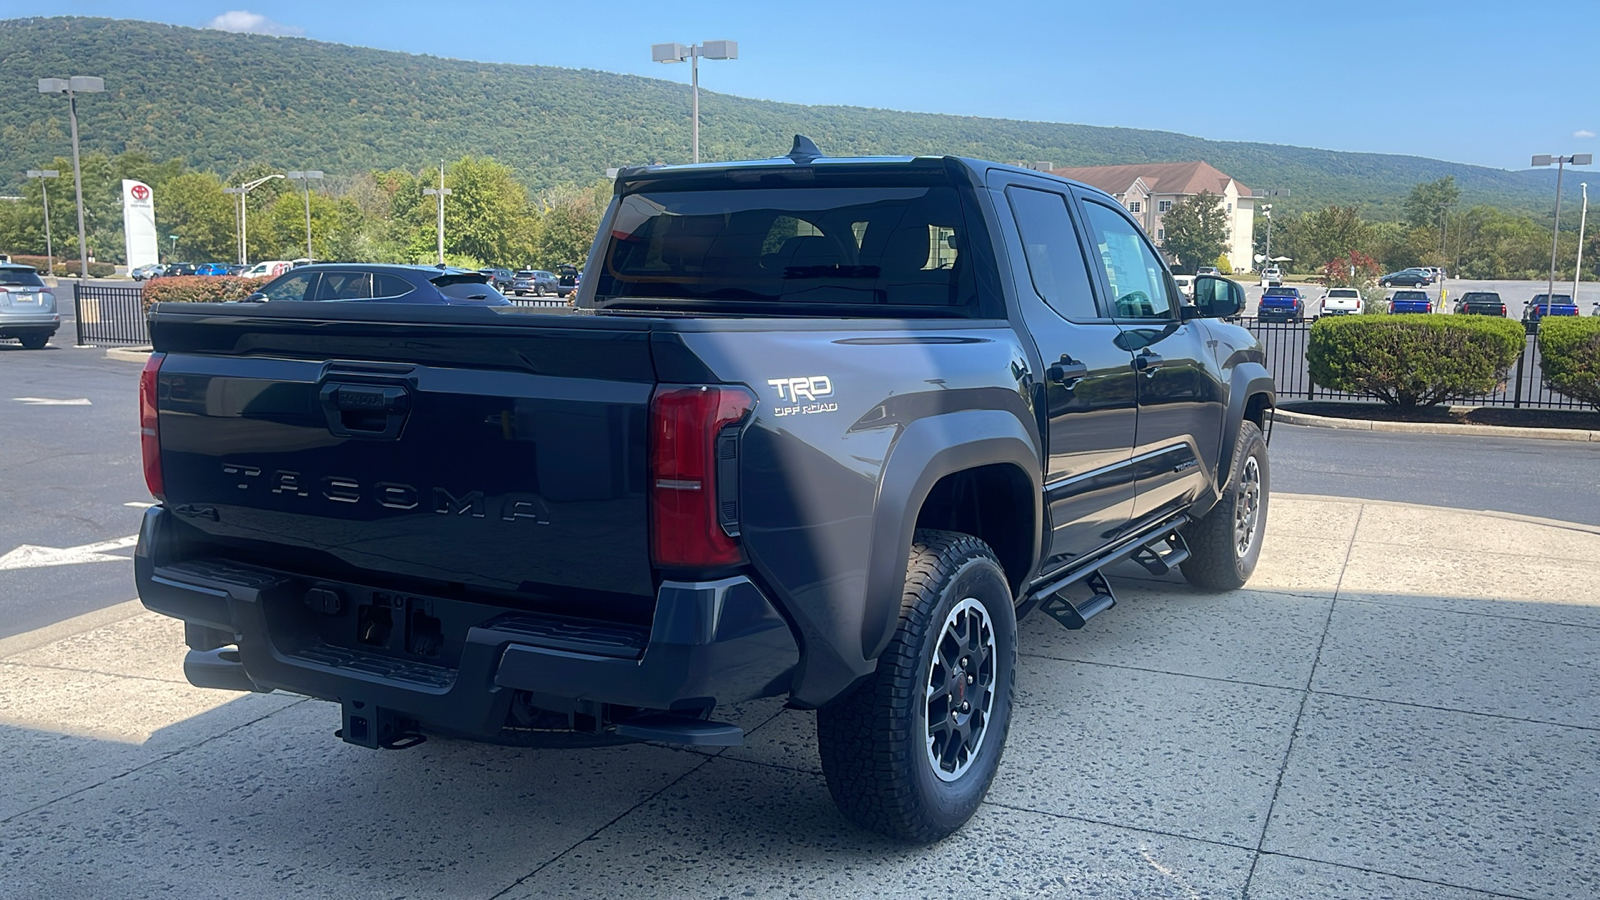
[592,182,987,315]
[0,268,45,287]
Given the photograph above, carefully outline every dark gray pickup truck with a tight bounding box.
[135,138,1275,842]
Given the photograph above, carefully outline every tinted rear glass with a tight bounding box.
[1462,293,1499,302]
[431,273,504,301]
[1263,288,1296,296]
[593,183,986,314]
[0,268,45,287]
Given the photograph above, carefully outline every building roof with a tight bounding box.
[1050,161,1251,199]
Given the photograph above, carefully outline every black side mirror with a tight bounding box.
[1189,275,1245,319]
[244,292,268,302]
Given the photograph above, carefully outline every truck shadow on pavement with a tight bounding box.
[2,556,1598,899]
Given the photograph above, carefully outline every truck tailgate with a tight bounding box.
[151,305,656,601]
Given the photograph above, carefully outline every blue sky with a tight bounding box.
[9,0,1595,170]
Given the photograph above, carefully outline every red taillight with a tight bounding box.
[140,352,166,500]
[650,384,754,569]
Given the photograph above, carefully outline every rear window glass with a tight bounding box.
[1263,288,1297,297]
[1327,289,1358,297]
[431,274,504,301]
[1462,293,1499,302]
[592,184,985,314]
[0,268,45,288]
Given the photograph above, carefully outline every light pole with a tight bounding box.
[1532,154,1592,319]
[24,168,58,273]
[651,40,738,164]
[231,174,284,266]
[37,76,105,281]
[222,187,244,264]
[286,170,324,260]
[1574,183,1589,305]
[422,161,451,265]
[168,234,178,263]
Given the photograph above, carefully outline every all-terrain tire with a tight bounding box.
[816,529,1016,843]
[1181,419,1269,591]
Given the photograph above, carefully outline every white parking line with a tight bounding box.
[12,397,92,406]
[0,535,139,571]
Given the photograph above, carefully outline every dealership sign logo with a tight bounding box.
[130,184,150,201]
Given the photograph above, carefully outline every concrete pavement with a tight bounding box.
[2,493,1597,899]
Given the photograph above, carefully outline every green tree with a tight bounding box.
[1403,176,1460,239]
[1160,191,1229,273]
[441,156,536,266]
[532,179,610,270]
[1289,206,1370,271]
[161,171,236,261]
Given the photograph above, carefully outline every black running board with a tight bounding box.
[1130,531,1191,576]
[1038,571,1116,630]
[613,715,744,747]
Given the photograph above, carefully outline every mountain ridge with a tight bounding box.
[0,16,1561,218]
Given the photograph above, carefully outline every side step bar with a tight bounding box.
[1038,571,1117,630]
[1130,531,1191,576]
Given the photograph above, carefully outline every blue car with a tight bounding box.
[194,263,231,276]
[1257,286,1306,322]
[242,263,510,306]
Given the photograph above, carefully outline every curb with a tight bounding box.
[1274,408,1600,442]
[104,346,152,363]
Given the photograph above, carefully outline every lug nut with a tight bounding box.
[967,674,975,684]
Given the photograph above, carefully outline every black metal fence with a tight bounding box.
[1237,318,1593,410]
[73,284,149,346]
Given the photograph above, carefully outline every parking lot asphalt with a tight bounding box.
[1,493,1596,899]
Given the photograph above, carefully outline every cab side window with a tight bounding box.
[1081,200,1174,320]
[1005,187,1100,321]
[261,272,314,302]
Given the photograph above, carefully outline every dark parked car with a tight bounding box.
[247,263,510,305]
[136,141,1276,843]
[1453,291,1506,316]
[1522,293,1578,332]
[1388,290,1433,313]
[195,263,231,277]
[0,264,59,349]
[165,263,198,277]
[478,267,515,291]
[1379,268,1432,287]
[510,269,558,296]
[1257,286,1306,321]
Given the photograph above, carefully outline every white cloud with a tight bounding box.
[1576,130,1597,139]
[203,10,304,36]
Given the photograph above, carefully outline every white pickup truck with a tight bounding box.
[1319,287,1365,315]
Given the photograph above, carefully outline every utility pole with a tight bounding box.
[422,161,451,265]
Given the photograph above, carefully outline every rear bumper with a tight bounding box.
[134,506,799,744]
[0,313,59,335]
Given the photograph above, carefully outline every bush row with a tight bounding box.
[1537,317,1600,406]
[1307,315,1526,407]
[141,276,262,306]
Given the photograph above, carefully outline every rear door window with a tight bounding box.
[372,274,416,300]
[1004,186,1100,321]
[312,271,373,300]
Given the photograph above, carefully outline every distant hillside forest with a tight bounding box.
[0,16,1570,220]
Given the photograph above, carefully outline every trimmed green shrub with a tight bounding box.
[51,259,117,277]
[1537,317,1600,407]
[1214,253,1233,275]
[142,276,262,307]
[1308,314,1525,407]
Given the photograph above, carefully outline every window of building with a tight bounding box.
[1158,200,1172,213]
[1227,203,1233,213]
[1157,228,1166,241]
[1128,200,1143,214]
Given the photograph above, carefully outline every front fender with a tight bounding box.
[1200,363,1275,514]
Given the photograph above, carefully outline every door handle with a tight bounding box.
[319,383,411,439]
[1132,350,1168,376]
[1046,355,1090,387]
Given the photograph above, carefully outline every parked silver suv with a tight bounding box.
[0,264,59,350]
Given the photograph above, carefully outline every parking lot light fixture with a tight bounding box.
[651,40,738,164]
[422,161,451,266]
[1575,183,1589,304]
[1532,153,1592,321]
[25,169,60,275]
[38,76,104,282]
[286,170,324,261]
[231,174,285,267]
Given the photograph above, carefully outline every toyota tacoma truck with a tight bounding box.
[135,137,1276,843]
